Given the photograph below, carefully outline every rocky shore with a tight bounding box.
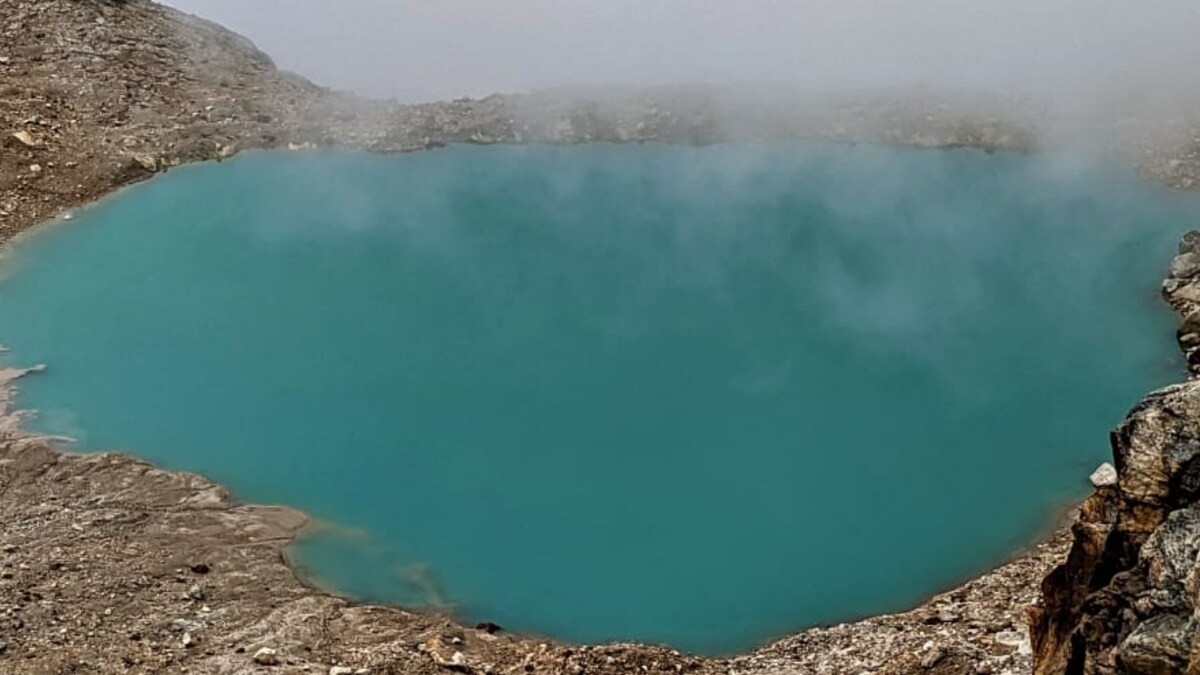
[3,1,1200,674]
[1026,236,1200,674]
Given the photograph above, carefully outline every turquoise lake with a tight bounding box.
[0,143,1196,654]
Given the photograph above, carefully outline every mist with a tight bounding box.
[165,0,1200,108]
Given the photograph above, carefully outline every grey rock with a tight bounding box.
[1179,230,1200,255]
[1118,614,1195,674]
[1170,252,1200,279]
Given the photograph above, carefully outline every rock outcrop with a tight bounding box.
[1031,233,1200,675]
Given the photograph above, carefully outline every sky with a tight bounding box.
[166,1,1200,104]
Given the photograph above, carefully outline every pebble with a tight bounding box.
[329,668,353,675]
[253,647,279,665]
[187,584,205,601]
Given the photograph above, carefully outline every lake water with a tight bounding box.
[0,144,1195,654]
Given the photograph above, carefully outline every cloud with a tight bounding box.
[167,0,1200,108]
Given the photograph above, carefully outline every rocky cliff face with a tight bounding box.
[1031,233,1200,675]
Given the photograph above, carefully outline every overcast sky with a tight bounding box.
[165,1,1200,104]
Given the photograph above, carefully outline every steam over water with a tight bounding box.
[1,144,1196,653]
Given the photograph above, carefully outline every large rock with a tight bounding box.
[1032,231,1200,674]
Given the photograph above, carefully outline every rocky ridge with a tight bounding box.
[3,0,1200,674]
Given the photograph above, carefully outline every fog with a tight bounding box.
[165,0,1200,105]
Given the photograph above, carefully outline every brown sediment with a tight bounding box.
[3,1,1200,674]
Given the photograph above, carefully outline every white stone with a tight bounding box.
[253,647,279,666]
[11,131,35,147]
[329,668,354,675]
[994,629,1032,655]
[1089,462,1118,488]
